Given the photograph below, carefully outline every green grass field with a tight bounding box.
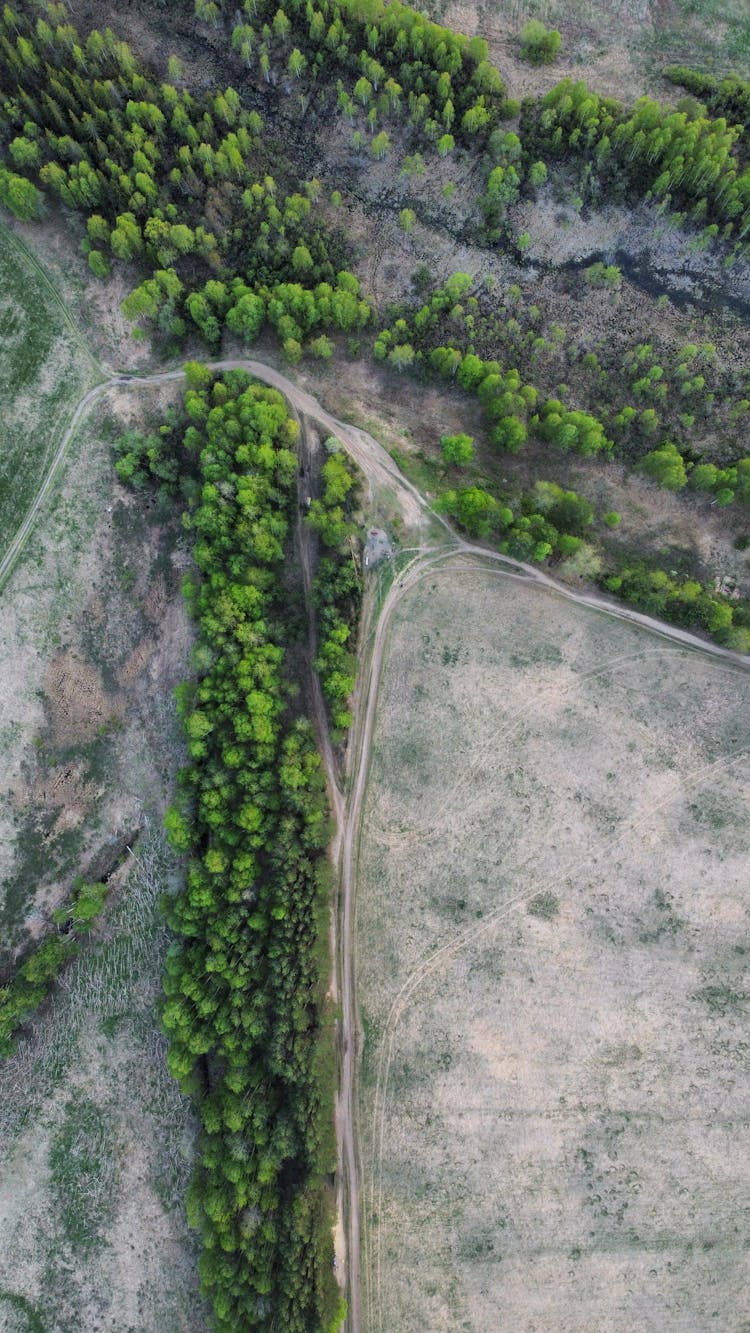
[0,221,101,563]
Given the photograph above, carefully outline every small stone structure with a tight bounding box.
[364,527,394,568]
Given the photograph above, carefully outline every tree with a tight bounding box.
[528,160,548,190]
[283,336,302,363]
[8,135,40,169]
[533,481,594,535]
[288,47,306,78]
[371,131,391,159]
[88,249,110,278]
[354,76,372,106]
[520,19,561,64]
[0,167,43,220]
[226,289,265,343]
[292,243,313,273]
[441,433,474,465]
[309,334,333,361]
[110,212,143,261]
[490,415,526,452]
[399,207,416,232]
[388,343,415,371]
[638,442,688,490]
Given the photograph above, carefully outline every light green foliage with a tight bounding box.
[120,370,346,1330]
[288,46,307,77]
[584,261,622,289]
[0,165,43,219]
[0,879,107,1060]
[638,441,688,490]
[371,130,391,158]
[309,333,334,360]
[87,249,110,278]
[538,399,612,456]
[308,451,362,733]
[441,433,474,465]
[438,485,499,537]
[389,342,415,371]
[283,335,303,362]
[520,19,561,65]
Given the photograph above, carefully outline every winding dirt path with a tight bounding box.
[4,356,750,1333]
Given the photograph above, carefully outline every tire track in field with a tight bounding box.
[367,737,750,1332]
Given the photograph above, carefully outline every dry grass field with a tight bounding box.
[436,0,750,100]
[0,382,206,1331]
[355,557,750,1332]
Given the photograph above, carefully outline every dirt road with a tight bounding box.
[4,356,750,1333]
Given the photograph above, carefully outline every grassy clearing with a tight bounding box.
[0,219,101,562]
[356,558,750,1331]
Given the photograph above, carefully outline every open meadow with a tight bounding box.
[355,558,750,1332]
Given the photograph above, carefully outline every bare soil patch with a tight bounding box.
[45,651,124,746]
[356,559,750,1332]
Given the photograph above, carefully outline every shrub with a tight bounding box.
[520,19,561,65]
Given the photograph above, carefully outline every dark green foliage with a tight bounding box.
[126,368,344,1332]
[527,890,560,919]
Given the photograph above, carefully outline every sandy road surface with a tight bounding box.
[4,356,750,1333]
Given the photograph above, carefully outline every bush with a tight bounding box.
[638,442,688,491]
[520,19,561,65]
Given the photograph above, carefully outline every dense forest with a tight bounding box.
[115,365,359,1331]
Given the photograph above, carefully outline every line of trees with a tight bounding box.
[115,364,348,1331]
[663,66,750,159]
[375,272,613,460]
[0,878,108,1059]
[307,442,363,736]
[369,272,750,645]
